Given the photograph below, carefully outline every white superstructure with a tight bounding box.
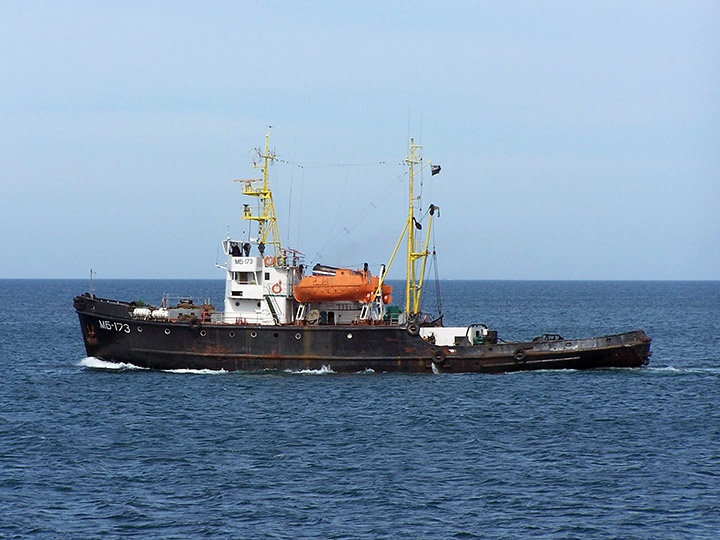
[221,240,300,325]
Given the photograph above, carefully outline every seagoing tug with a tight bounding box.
[74,130,651,373]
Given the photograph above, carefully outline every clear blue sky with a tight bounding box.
[1,1,718,279]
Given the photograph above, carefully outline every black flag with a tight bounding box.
[431,164,441,176]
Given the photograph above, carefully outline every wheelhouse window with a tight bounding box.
[232,271,257,284]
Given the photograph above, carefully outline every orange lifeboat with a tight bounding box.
[294,268,392,303]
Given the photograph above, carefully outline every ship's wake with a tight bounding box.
[284,364,336,375]
[645,365,720,375]
[78,358,374,376]
[78,357,147,370]
[79,357,231,374]
[161,368,229,375]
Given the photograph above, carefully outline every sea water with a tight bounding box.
[0,280,718,539]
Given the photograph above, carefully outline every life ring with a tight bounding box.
[271,281,282,294]
[189,319,201,330]
[407,323,420,336]
[200,309,209,320]
[264,256,274,266]
[433,349,446,364]
[513,348,527,362]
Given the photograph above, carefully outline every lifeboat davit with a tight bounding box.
[294,268,392,304]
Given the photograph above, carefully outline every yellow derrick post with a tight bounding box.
[413,206,435,312]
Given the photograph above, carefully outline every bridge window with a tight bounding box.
[232,271,257,284]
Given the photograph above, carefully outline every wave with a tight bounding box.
[79,357,231,374]
[284,364,336,375]
[644,365,720,375]
[78,357,147,370]
[161,368,229,375]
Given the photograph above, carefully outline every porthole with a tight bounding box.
[164,328,171,335]
[200,330,207,337]
[347,333,353,339]
[565,342,573,348]
[273,332,279,338]
[251,331,257,338]
[235,301,240,307]
[137,326,143,333]
[295,333,301,340]
[229,331,236,338]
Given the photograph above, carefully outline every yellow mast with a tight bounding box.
[405,139,419,314]
[235,128,283,262]
[373,138,438,318]
[404,139,436,315]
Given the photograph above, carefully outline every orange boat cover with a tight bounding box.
[294,268,392,304]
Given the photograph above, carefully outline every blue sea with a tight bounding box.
[1,279,719,539]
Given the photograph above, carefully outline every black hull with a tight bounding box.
[74,295,651,374]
